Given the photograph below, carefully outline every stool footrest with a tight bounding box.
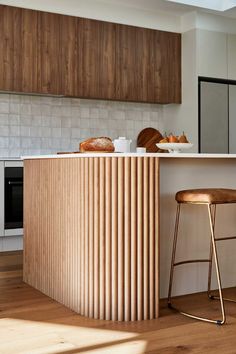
[168,302,224,325]
[215,236,236,241]
[209,294,236,303]
[174,259,210,266]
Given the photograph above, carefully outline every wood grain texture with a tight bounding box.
[137,128,163,153]
[60,14,78,96]
[21,8,38,93]
[2,281,236,354]
[37,11,61,94]
[0,5,22,91]
[0,5,181,103]
[78,18,116,100]
[24,156,160,321]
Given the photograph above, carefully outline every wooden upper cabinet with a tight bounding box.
[0,6,22,92]
[21,9,38,93]
[0,5,181,103]
[37,12,61,95]
[60,15,78,97]
[116,24,181,103]
[77,18,116,100]
[116,25,157,103]
[158,31,181,104]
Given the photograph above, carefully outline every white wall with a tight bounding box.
[0,0,181,32]
[163,29,198,152]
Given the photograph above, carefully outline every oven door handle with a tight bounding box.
[8,181,23,185]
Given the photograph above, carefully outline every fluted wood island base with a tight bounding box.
[23,155,159,321]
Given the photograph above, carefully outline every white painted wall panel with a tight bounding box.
[197,29,228,79]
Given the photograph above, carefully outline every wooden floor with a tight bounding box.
[1,255,236,353]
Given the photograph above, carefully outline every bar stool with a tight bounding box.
[168,188,236,325]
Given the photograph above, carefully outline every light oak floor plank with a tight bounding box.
[0,276,236,353]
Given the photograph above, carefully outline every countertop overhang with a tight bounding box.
[22,153,236,159]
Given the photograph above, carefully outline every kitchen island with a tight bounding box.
[23,154,159,321]
[23,152,236,321]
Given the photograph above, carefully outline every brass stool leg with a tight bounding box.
[207,204,216,300]
[207,204,226,324]
[168,203,181,306]
[168,202,226,325]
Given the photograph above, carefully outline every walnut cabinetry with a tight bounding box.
[0,5,181,103]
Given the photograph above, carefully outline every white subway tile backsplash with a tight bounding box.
[0,137,9,148]
[9,126,20,137]
[9,137,20,148]
[30,126,42,137]
[0,114,9,125]
[41,127,52,137]
[71,117,80,128]
[20,116,32,126]
[0,126,9,136]
[61,128,71,138]
[9,114,20,125]
[21,137,32,148]
[80,107,90,118]
[0,94,163,156]
[9,103,20,114]
[52,127,61,138]
[61,117,72,128]
[20,104,31,115]
[51,117,61,128]
[20,126,30,137]
[41,115,51,127]
[0,102,9,113]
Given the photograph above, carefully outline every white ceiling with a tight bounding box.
[98,0,236,18]
[1,0,236,19]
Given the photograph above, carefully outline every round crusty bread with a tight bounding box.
[80,137,115,152]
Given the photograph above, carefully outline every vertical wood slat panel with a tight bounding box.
[77,159,81,313]
[155,158,159,318]
[124,158,131,321]
[23,156,159,322]
[131,157,137,321]
[99,158,105,320]
[149,157,155,319]
[80,158,85,315]
[84,158,89,317]
[105,158,111,320]
[111,158,118,321]
[143,157,149,320]
[118,158,124,321]
[137,157,143,321]
[89,158,94,318]
[94,157,100,319]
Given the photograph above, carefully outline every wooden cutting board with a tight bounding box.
[137,127,164,152]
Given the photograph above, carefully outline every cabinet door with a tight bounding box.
[158,31,181,103]
[60,15,78,96]
[200,81,228,153]
[78,18,116,99]
[21,8,38,93]
[37,12,61,95]
[116,24,137,101]
[0,5,22,92]
[116,25,181,103]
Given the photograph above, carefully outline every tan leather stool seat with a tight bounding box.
[176,188,236,204]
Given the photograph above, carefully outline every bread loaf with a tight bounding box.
[80,137,115,152]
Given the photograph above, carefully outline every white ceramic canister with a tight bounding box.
[113,137,132,153]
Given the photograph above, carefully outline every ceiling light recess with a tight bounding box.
[166,0,236,11]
